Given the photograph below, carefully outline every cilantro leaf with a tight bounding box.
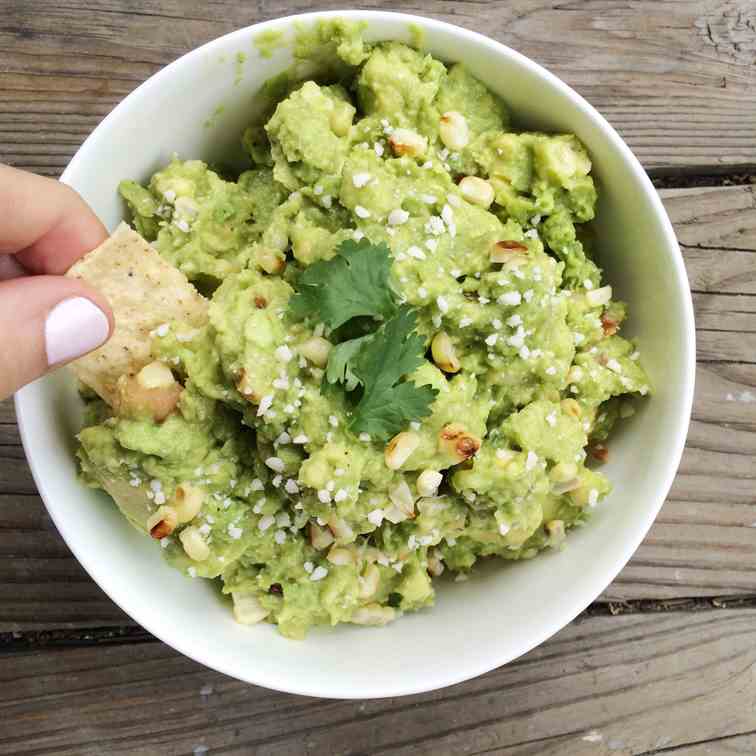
[289,238,398,329]
[325,336,370,392]
[351,380,438,441]
[351,307,427,393]
[347,307,438,440]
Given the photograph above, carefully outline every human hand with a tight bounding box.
[0,164,114,400]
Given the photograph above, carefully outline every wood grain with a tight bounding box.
[1,184,755,628]
[1,0,755,176]
[1,609,755,755]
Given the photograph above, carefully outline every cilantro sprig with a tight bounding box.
[291,238,438,440]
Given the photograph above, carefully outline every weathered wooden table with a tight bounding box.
[2,2,755,753]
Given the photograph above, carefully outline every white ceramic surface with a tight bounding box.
[15,10,695,699]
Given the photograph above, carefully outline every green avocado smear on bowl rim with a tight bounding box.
[77,19,650,639]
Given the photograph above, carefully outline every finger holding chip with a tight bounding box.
[0,165,114,400]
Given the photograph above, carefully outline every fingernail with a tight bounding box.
[45,297,110,367]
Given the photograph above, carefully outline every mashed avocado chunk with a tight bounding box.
[82,20,650,638]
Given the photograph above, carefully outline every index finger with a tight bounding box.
[0,164,108,274]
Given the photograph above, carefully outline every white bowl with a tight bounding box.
[15,10,695,699]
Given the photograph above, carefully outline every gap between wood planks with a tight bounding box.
[650,173,755,189]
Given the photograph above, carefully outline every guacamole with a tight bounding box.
[76,21,649,638]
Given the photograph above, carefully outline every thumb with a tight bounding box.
[0,275,113,400]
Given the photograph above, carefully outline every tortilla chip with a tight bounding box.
[66,222,208,405]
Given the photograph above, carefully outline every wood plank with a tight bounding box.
[1,184,755,628]
[0,399,18,446]
[0,399,132,629]
[1,0,755,176]
[0,493,131,629]
[665,185,756,297]
[0,444,36,496]
[694,292,756,334]
[1,610,755,755]
[0,399,15,426]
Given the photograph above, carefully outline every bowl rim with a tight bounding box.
[15,8,696,699]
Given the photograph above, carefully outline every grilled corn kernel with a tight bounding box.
[114,372,182,422]
[137,361,176,390]
[601,312,619,336]
[384,480,416,523]
[232,593,269,625]
[549,462,579,483]
[297,336,332,367]
[388,128,428,157]
[439,111,470,151]
[256,245,286,274]
[173,483,204,524]
[459,176,495,208]
[384,431,420,470]
[147,505,178,539]
[491,240,528,263]
[431,331,461,373]
[561,398,582,419]
[586,285,612,307]
[416,469,443,497]
[179,525,210,561]
[235,368,260,403]
[351,604,396,626]
[438,423,481,463]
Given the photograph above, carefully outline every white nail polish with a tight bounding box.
[45,297,110,367]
